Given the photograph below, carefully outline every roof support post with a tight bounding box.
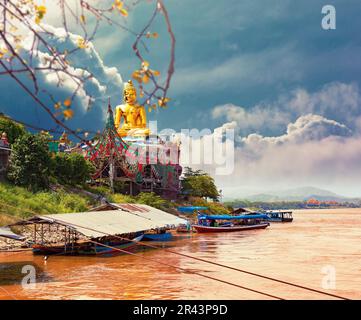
[34,224,37,243]
[41,223,44,244]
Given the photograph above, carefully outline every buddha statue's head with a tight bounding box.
[1,132,8,143]
[59,131,69,144]
[123,80,137,105]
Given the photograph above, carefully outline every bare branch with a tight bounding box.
[0,0,176,142]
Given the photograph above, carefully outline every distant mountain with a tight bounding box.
[244,187,359,203]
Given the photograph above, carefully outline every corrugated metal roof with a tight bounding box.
[39,210,168,238]
[0,227,25,241]
[113,204,187,227]
[89,203,187,228]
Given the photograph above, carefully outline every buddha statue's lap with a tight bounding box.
[115,80,150,137]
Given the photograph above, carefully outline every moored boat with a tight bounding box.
[193,223,269,233]
[176,223,195,233]
[143,231,172,241]
[263,210,293,222]
[32,234,144,256]
[192,214,270,233]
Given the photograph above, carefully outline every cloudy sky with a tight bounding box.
[1,0,361,198]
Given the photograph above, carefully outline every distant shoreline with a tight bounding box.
[293,207,361,214]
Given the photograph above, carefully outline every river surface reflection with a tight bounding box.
[1,209,361,300]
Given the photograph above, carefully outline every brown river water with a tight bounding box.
[1,208,361,300]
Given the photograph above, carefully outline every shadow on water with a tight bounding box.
[0,261,52,286]
[34,240,179,259]
[123,240,178,254]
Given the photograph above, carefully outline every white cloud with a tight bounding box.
[288,82,360,122]
[212,103,291,134]
[36,0,133,58]
[176,113,360,198]
[212,82,361,136]
[239,114,351,159]
[222,135,361,198]
[284,114,351,142]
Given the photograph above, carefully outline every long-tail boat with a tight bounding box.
[143,229,172,241]
[263,210,293,222]
[192,214,270,233]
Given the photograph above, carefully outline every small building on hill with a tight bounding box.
[306,198,321,207]
[0,132,10,180]
[231,207,252,215]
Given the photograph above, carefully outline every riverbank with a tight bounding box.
[0,181,231,252]
[0,225,89,252]
[0,181,230,224]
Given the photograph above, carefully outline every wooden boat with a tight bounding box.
[176,223,195,233]
[193,222,270,233]
[32,234,143,256]
[264,211,293,223]
[192,214,270,233]
[143,231,172,241]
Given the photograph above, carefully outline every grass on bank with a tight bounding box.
[84,185,231,214]
[84,185,176,211]
[0,182,96,225]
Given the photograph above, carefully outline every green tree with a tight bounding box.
[52,153,94,186]
[0,114,26,144]
[7,133,52,191]
[182,168,220,201]
[136,192,168,209]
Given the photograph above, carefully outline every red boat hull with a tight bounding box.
[193,223,270,233]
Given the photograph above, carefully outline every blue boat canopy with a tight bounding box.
[177,206,208,213]
[199,214,269,220]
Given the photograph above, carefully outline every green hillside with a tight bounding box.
[0,182,97,226]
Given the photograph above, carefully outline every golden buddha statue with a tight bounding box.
[115,80,150,137]
[1,132,9,146]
